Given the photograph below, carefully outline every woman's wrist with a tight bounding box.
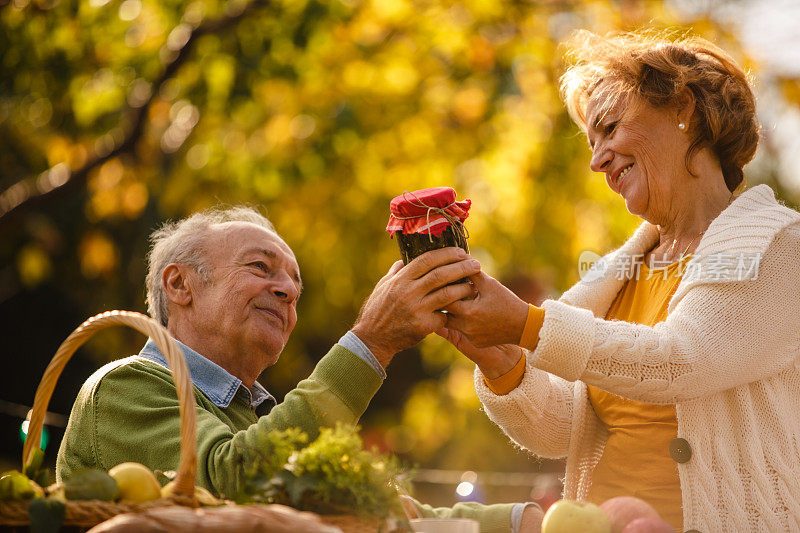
[502,297,530,346]
[482,347,526,395]
[479,346,524,379]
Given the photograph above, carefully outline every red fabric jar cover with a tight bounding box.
[386,187,471,236]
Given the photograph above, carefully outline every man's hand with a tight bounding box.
[443,271,529,348]
[520,504,544,532]
[437,327,523,379]
[351,248,481,367]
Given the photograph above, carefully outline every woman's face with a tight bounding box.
[585,93,690,222]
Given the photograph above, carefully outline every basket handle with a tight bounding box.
[23,310,197,499]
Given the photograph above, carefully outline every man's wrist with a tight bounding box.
[338,331,387,380]
[512,502,543,533]
[349,324,394,368]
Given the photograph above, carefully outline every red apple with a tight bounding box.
[622,517,674,533]
[541,499,611,533]
[600,496,661,533]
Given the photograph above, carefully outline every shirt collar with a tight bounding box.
[139,338,276,413]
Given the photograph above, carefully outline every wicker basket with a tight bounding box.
[318,514,384,532]
[0,311,202,528]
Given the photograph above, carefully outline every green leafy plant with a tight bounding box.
[238,424,407,520]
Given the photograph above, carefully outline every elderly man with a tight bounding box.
[56,206,541,531]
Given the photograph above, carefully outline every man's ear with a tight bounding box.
[162,264,193,307]
[675,87,696,130]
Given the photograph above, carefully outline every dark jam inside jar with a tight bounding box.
[396,221,470,284]
[396,222,469,264]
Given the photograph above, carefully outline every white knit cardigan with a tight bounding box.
[475,184,800,532]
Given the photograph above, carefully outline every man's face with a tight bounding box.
[188,221,301,370]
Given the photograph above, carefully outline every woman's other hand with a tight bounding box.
[437,326,522,379]
[351,248,481,367]
[443,271,529,348]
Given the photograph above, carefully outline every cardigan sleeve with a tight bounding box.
[528,225,800,404]
[474,353,575,458]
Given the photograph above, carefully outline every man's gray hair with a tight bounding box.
[146,206,276,327]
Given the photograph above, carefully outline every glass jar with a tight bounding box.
[386,187,471,281]
[395,220,469,265]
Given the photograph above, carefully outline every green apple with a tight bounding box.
[541,499,611,533]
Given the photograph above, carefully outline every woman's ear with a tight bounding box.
[162,264,192,307]
[675,87,696,131]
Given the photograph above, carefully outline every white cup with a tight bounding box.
[409,518,480,533]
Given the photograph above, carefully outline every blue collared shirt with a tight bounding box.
[139,338,278,416]
[138,332,386,417]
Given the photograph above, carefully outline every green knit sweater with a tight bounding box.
[56,344,381,498]
[415,501,517,532]
[55,343,517,532]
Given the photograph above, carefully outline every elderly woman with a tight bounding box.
[440,31,800,532]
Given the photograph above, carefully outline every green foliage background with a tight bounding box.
[2,0,799,506]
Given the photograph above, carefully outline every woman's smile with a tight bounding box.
[615,163,633,190]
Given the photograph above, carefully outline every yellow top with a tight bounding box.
[484,257,689,529]
[484,258,688,528]
[585,256,692,531]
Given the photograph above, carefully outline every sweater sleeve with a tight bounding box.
[206,345,381,497]
[530,226,800,404]
[474,355,575,459]
[411,499,517,533]
[519,304,545,351]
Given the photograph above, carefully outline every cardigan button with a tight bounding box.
[669,437,692,463]
[685,530,702,533]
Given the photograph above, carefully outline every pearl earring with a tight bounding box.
[678,122,686,131]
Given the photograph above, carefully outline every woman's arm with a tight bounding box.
[533,226,800,403]
[439,326,575,458]
[475,360,576,458]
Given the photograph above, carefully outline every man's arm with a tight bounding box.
[409,498,543,533]
[204,344,381,496]
[58,248,481,494]
[56,345,380,498]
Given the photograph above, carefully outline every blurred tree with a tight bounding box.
[1,0,798,505]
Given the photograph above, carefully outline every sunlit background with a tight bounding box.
[2,0,799,510]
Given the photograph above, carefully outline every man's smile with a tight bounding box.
[255,305,285,328]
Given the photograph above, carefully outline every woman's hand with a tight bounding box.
[351,248,481,367]
[442,271,529,348]
[437,326,523,379]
